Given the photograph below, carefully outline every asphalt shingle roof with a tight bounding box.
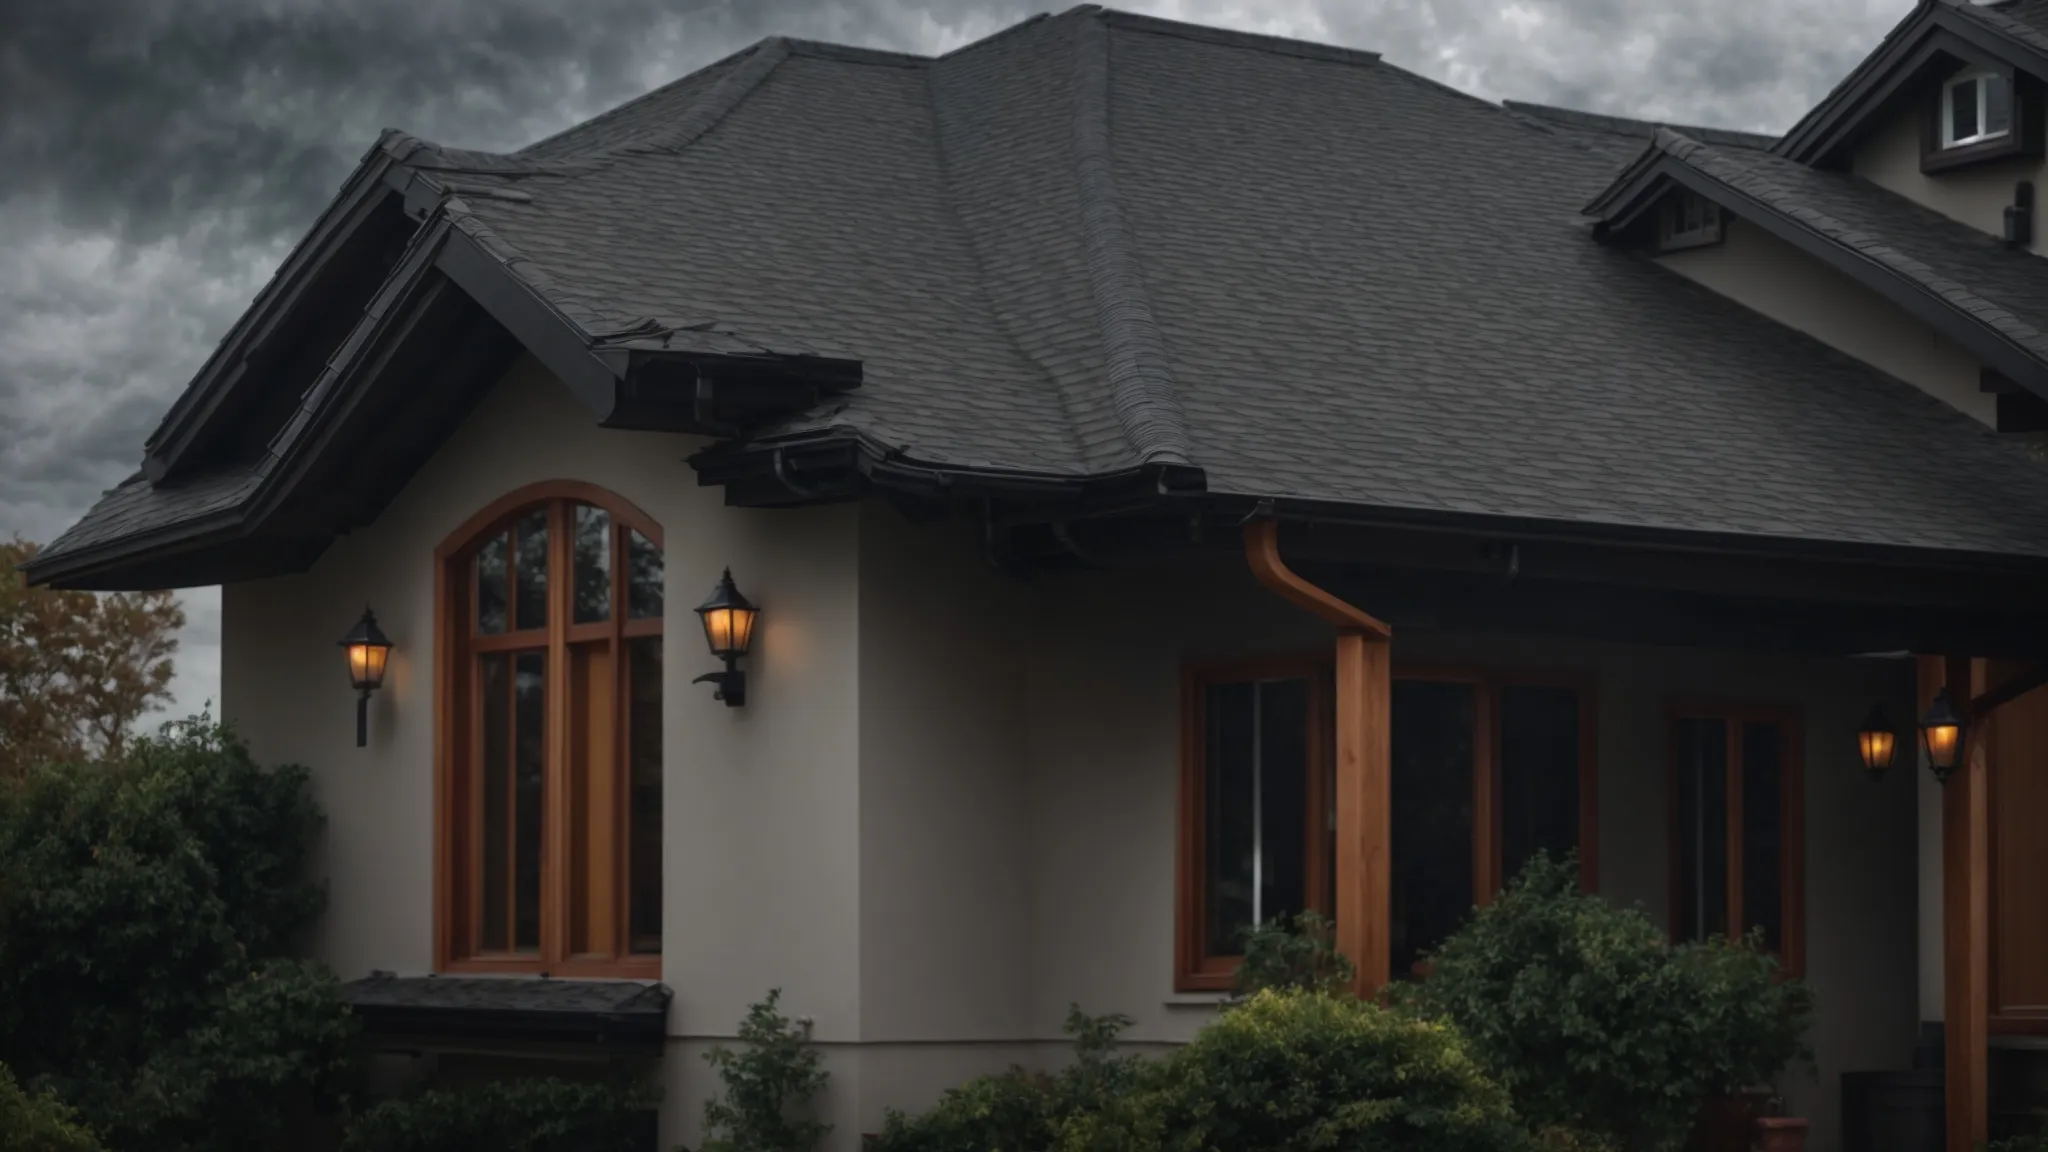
[41,4,2048,570]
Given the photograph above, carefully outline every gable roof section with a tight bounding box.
[1777,0,2048,165]
[34,4,2048,590]
[1587,127,2048,399]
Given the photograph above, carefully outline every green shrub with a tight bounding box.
[1234,910,1355,1000]
[696,990,831,1152]
[1404,853,1811,1152]
[0,715,355,1149]
[1132,989,1523,1152]
[340,1076,654,1152]
[871,1007,1141,1152]
[0,1063,102,1152]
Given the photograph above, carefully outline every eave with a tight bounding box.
[1777,0,2048,166]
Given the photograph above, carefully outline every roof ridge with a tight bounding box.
[1070,11,1196,471]
[614,38,793,157]
[514,38,767,158]
[1503,101,1778,150]
[1095,6,1381,66]
[785,39,931,67]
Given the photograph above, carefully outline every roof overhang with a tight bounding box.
[1586,152,2048,403]
[1777,0,2048,166]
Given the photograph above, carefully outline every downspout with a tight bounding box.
[1241,517,1393,994]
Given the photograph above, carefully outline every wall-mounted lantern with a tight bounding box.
[692,569,759,708]
[1919,688,1967,783]
[338,607,394,748]
[1857,704,1897,778]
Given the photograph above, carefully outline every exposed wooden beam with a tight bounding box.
[1972,661,2048,718]
[1244,520,1391,637]
[1942,655,1991,1152]
[1334,631,1392,995]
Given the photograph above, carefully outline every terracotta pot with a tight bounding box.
[1754,1116,1810,1152]
[1690,1089,1772,1152]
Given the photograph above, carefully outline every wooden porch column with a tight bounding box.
[1333,631,1393,993]
[1940,655,1990,1152]
[1243,519,1394,996]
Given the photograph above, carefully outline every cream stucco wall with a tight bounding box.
[1851,93,2047,252]
[223,356,1925,1151]
[1657,215,1996,425]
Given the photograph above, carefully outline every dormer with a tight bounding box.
[1776,1,2048,246]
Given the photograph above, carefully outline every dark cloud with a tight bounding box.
[0,0,1914,722]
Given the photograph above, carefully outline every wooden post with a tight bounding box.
[1943,655,1990,1152]
[1334,631,1392,994]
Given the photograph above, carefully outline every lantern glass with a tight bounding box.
[694,569,758,659]
[347,641,390,690]
[1857,705,1896,774]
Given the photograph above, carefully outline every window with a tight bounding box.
[1668,704,1804,976]
[1176,658,1595,991]
[434,482,664,977]
[1657,192,1723,252]
[1943,72,2014,149]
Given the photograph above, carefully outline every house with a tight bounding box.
[27,0,2048,1148]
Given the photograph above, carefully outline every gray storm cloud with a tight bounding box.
[0,0,1910,723]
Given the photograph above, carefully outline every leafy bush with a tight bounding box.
[1131,989,1523,1152]
[1404,853,1811,1152]
[870,1006,1140,1152]
[0,1062,103,1152]
[1234,910,1355,999]
[0,716,355,1149]
[696,990,831,1152]
[340,1077,654,1152]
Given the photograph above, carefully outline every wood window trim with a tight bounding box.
[433,480,664,979]
[1662,700,1806,979]
[1175,654,1600,992]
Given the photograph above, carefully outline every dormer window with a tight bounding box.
[1943,72,2013,148]
[1657,191,1723,252]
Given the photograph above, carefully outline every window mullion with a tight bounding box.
[610,508,630,959]
[1725,717,1745,942]
[543,500,573,968]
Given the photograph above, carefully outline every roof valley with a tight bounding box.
[1069,12,1197,472]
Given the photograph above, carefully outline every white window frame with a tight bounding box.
[1658,192,1723,252]
[1942,71,2013,149]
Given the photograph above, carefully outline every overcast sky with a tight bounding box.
[0,0,1910,725]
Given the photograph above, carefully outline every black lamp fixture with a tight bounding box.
[1857,703,1897,778]
[1920,688,1967,784]
[692,569,759,707]
[338,607,394,748]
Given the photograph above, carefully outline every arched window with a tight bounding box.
[434,482,663,978]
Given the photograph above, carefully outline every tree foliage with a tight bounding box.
[696,990,832,1152]
[339,1077,655,1152]
[0,1062,104,1152]
[0,716,354,1150]
[1,538,185,778]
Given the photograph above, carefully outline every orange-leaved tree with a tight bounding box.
[0,538,185,777]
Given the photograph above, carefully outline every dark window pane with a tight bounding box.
[1392,680,1475,976]
[1500,685,1581,885]
[515,509,549,631]
[475,533,509,635]
[1742,722,1786,953]
[513,651,546,952]
[479,653,509,951]
[1674,718,1729,942]
[1258,679,1310,931]
[573,505,611,624]
[1952,78,1980,142]
[1203,681,1256,956]
[629,637,663,953]
[1987,74,2013,135]
[627,529,663,619]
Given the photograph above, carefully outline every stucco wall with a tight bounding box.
[1657,214,1995,426]
[220,357,868,1144]
[1003,555,1919,1152]
[223,356,1923,1151]
[1850,96,2047,253]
